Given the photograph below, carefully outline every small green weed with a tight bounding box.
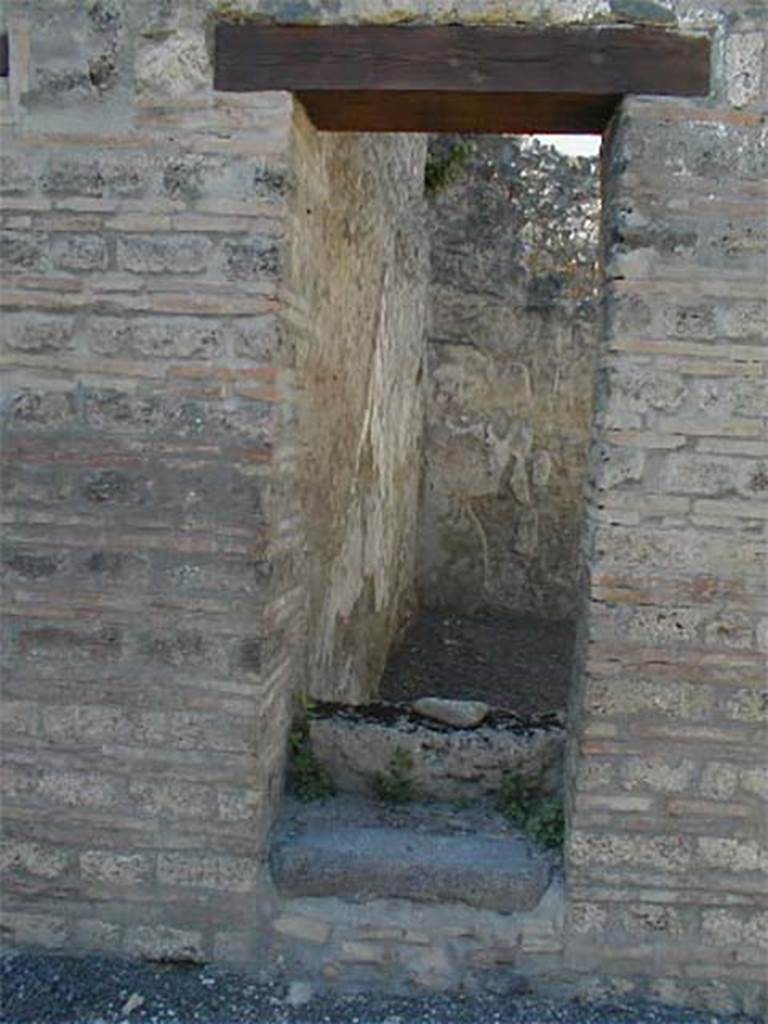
[372,746,417,804]
[424,141,474,195]
[452,796,473,812]
[496,769,565,850]
[287,719,335,802]
[525,798,565,850]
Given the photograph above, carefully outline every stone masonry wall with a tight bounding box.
[284,108,428,704]
[0,0,428,961]
[564,86,767,1014]
[420,137,598,619]
[0,0,299,963]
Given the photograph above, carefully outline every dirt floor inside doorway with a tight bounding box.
[378,611,575,717]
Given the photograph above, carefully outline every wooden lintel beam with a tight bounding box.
[214,24,711,99]
[296,91,620,134]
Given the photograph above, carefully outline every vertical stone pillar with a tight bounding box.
[565,83,767,1015]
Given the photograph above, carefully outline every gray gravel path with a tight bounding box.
[0,953,759,1024]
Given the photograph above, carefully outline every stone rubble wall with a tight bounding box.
[420,136,599,619]
[308,706,565,802]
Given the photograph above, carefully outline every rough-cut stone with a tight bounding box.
[412,697,489,728]
[309,703,564,802]
[135,32,210,99]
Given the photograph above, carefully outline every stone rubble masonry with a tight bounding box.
[419,136,599,620]
[1,0,766,1016]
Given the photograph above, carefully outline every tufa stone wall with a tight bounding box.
[419,136,599,619]
[284,108,428,704]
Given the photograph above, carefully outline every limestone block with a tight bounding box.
[696,837,768,874]
[0,230,48,272]
[595,446,645,491]
[125,925,205,964]
[80,851,152,887]
[157,852,261,893]
[0,313,76,354]
[50,234,108,271]
[569,832,693,871]
[570,901,608,934]
[412,697,489,728]
[700,763,739,801]
[622,757,700,794]
[702,909,768,950]
[724,33,765,108]
[0,840,70,879]
[739,767,768,800]
[0,701,40,737]
[117,235,212,275]
[1,912,68,949]
[135,31,209,100]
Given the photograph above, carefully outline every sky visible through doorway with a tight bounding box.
[532,134,601,157]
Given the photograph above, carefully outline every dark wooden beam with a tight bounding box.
[297,90,620,134]
[214,24,710,97]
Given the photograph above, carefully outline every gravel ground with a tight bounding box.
[1,953,758,1024]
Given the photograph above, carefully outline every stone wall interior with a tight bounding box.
[0,0,766,1017]
[420,135,599,622]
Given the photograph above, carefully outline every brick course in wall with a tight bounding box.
[0,0,766,1015]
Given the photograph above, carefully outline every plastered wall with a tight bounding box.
[284,108,428,703]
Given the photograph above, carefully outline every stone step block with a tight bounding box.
[271,818,552,913]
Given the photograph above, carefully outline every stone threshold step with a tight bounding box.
[270,795,554,914]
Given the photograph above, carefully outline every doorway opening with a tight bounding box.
[212,21,711,990]
[271,113,601,937]
[380,131,601,723]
